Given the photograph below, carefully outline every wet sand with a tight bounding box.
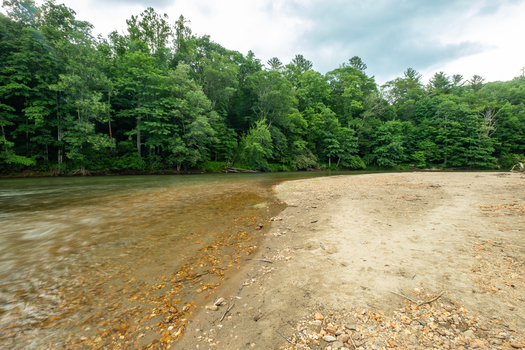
[178,172,525,349]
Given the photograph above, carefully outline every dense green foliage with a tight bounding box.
[1,1,524,173]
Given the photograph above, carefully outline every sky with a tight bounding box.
[8,0,525,84]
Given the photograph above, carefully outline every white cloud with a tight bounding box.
[16,0,525,83]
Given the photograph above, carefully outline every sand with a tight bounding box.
[176,172,525,349]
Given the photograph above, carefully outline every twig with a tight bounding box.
[390,291,418,304]
[246,258,273,263]
[397,287,413,301]
[275,330,296,345]
[350,335,358,349]
[417,292,444,306]
[391,290,445,307]
[411,273,417,280]
[220,303,235,322]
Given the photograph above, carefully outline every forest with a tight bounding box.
[1,0,525,174]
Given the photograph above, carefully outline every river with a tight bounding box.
[0,171,367,349]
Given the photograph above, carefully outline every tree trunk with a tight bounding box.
[1,125,7,154]
[108,92,113,150]
[57,126,63,164]
[329,156,331,168]
[137,115,141,156]
[56,92,63,164]
[26,119,29,157]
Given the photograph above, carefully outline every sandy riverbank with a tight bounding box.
[177,172,525,349]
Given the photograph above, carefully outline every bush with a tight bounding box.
[267,163,294,172]
[201,161,228,172]
[344,155,367,170]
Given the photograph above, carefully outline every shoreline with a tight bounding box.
[176,172,525,349]
[0,167,510,179]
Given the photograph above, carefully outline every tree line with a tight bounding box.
[1,0,524,173]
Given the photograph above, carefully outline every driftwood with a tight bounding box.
[510,162,524,172]
[70,167,91,176]
[219,303,235,322]
[223,166,259,173]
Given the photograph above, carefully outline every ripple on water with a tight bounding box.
[0,172,355,348]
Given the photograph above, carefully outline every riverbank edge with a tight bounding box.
[0,166,507,178]
[175,171,525,349]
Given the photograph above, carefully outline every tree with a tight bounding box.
[247,70,295,127]
[326,64,377,126]
[291,54,313,74]
[469,75,485,92]
[347,56,367,72]
[174,14,191,53]
[428,72,451,94]
[451,74,464,87]
[321,131,340,168]
[239,119,273,169]
[267,57,283,71]
[373,120,408,167]
[127,7,172,54]
[115,51,160,157]
[202,52,239,112]
[2,0,39,27]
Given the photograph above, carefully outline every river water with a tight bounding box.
[0,171,370,349]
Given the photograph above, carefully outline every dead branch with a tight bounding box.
[398,288,419,303]
[510,163,524,172]
[223,166,259,173]
[417,292,445,306]
[390,291,418,304]
[391,290,445,307]
[220,303,235,322]
[275,330,296,346]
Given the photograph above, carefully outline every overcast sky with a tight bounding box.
[15,0,525,84]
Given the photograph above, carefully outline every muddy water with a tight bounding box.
[0,171,360,349]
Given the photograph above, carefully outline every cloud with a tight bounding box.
[43,0,525,83]
[260,0,493,81]
[90,0,175,6]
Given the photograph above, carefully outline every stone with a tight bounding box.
[314,313,324,320]
[337,334,350,343]
[510,344,524,349]
[326,325,337,335]
[205,305,218,311]
[463,330,474,338]
[323,335,336,342]
[332,341,344,349]
[453,315,460,324]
